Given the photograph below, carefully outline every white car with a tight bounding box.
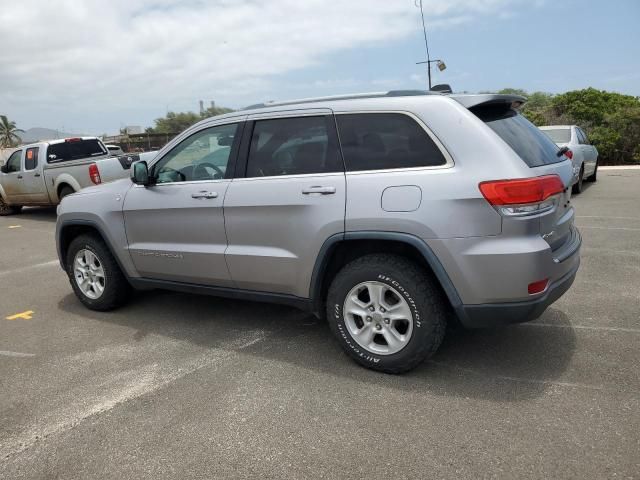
[105,144,124,156]
[539,125,598,193]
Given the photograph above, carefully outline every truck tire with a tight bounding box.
[58,186,75,201]
[0,197,21,216]
[326,254,447,374]
[66,234,131,311]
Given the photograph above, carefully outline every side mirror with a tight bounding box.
[0,164,7,174]
[131,161,151,186]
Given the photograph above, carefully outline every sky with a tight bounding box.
[1,0,639,135]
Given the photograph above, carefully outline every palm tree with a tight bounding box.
[0,115,24,148]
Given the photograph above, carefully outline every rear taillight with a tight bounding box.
[479,175,564,216]
[89,163,101,185]
[564,149,573,159]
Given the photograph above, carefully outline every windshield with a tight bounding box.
[541,128,571,144]
[472,106,563,167]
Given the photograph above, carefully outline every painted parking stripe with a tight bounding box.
[6,311,34,321]
[0,350,36,358]
[7,225,22,229]
[523,323,640,334]
[0,260,59,277]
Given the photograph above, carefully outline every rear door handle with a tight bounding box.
[302,186,336,195]
[17,175,23,179]
[191,191,218,199]
[34,173,41,177]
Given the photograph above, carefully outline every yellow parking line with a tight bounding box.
[7,225,22,229]
[6,311,34,320]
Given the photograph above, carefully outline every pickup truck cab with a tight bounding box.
[1,137,114,215]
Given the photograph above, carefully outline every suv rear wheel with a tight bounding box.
[66,234,131,311]
[326,254,446,374]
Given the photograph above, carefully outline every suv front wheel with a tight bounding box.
[66,234,131,311]
[326,254,446,374]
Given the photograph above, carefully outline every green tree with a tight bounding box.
[148,106,235,134]
[497,87,640,164]
[0,115,24,147]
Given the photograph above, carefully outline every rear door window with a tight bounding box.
[578,128,590,145]
[472,106,562,167]
[245,116,342,177]
[336,113,447,171]
[47,139,107,163]
[25,147,39,170]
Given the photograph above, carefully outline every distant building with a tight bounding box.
[123,126,143,134]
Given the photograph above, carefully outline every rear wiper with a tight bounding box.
[557,146,570,157]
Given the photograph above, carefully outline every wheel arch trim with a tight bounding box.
[309,231,464,314]
[56,219,129,276]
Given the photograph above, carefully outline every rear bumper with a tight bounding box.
[456,258,579,328]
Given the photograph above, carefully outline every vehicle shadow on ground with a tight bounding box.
[58,289,576,403]
[12,207,57,223]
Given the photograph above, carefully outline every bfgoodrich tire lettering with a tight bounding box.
[66,234,131,311]
[326,254,447,374]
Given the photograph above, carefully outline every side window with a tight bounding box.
[5,150,22,173]
[336,113,447,171]
[579,128,590,145]
[245,116,342,178]
[47,139,106,163]
[153,123,239,184]
[25,147,39,170]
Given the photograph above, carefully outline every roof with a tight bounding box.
[242,90,438,110]
[187,91,530,132]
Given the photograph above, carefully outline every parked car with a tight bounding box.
[105,144,125,156]
[92,151,158,184]
[539,125,598,193]
[0,137,109,214]
[56,91,581,373]
[0,137,141,215]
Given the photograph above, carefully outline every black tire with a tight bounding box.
[326,254,447,374]
[58,186,75,201]
[586,162,598,182]
[572,165,584,194]
[66,234,131,311]
[0,197,21,216]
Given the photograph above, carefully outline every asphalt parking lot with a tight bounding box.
[1,169,638,479]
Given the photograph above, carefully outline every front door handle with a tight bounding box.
[302,186,336,195]
[34,173,41,177]
[17,175,23,179]
[191,191,218,199]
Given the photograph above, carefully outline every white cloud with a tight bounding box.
[0,0,523,130]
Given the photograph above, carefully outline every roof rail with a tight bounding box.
[243,90,438,110]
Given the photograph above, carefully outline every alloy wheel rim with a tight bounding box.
[343,281,414,356]
[73,249,106,299]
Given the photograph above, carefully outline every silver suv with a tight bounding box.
[56,91,581,373]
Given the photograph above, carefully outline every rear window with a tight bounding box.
[336,113,447,171]
[541,128,571,144]
[47,139,107,163]
[473,106,562,167]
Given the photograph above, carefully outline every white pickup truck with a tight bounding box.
[0,137,155,215]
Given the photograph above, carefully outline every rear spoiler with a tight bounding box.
[450,94,527,110]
